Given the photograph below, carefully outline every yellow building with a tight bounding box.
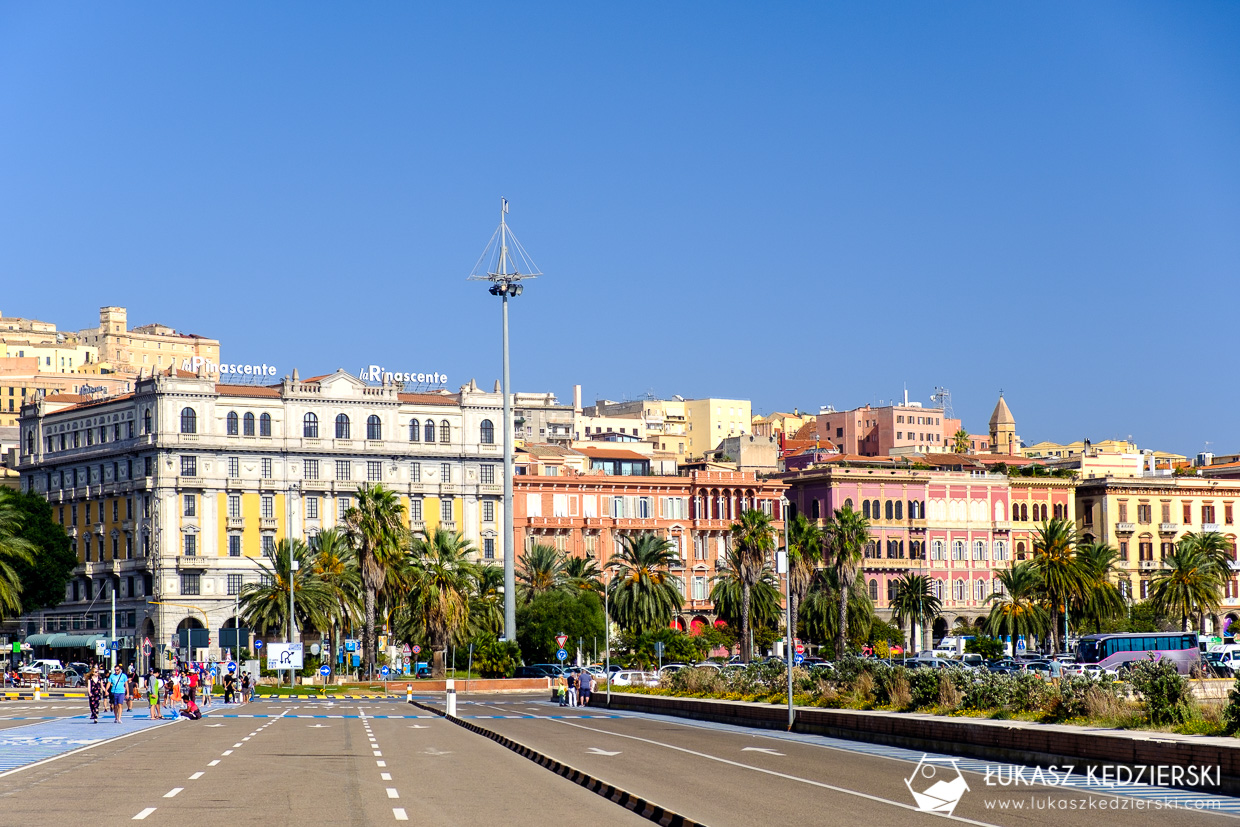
[685,397,751,459]
[79,306,220,374]
[752,410,809,439]
[1076,475,1240,630]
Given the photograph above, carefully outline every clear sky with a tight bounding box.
[1,3,1237,456]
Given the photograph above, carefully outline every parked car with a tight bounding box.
[514,666,550,679]
[608,670,658,687]
[528,663,567,677]
[1081,664,1121,680]
[658,663,690,677]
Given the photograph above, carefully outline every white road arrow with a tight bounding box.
[408,725,429,729]
[423,747,452,756]
[586,747,621,756]
[741,747,785,756]
[204,724,225,728]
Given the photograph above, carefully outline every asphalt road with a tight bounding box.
[424,693,1240,827]
[4,692,1238,826]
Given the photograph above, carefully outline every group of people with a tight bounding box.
[85,663,253,723]
[554,670,597,707]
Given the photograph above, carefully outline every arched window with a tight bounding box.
[409,419,420,441]
[367,415,382,440]
[862,501,871,519]
[143,409,152,434]
[844,498,853,510]
[954,579,966,601]
[932,539,944,560]
[180,407,197,434]
[243,412,256,436]
[994,501,1005,522]
[260,413,272,437]
[439,420,450,443]
[226,411,239,435]
[993,540,1007,561]
[335,414,351,440]
[868,579,879,601]
[885,500,893,520]
[25,431,33,455]
[424,420,436,442]
[973,540,987,560]
[810,499,820,519]
[887,580,898,603]
[303,412,319,438]
[872,500,881,519]
[952,540,965,560]
[976,579,987,601]
[894,501,903,520]
[480,419,494,445]
[930,579,942,599]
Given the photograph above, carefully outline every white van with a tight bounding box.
[30,659,64,675]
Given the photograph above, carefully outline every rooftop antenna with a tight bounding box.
[931,386,953,419]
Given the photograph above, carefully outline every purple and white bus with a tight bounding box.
[1076,632,1201,675]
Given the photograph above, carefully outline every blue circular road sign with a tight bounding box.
[556,648,568,662]
[381,665,390,676]
[794,654,805,665]
[254,640,264,649]
[227,662,237,673]
[319,665,331,676]
[211,666,220,677]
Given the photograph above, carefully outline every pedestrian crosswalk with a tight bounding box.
[0,714,174,774]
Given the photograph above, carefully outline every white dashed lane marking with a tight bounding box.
[189,771,204,780]
[133,808,156,820]
[163,787,183,798]
[393,808,408,821]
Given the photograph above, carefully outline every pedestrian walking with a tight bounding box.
[566,671,578,708]
[555,674,568,706]
[126,666,137,712]
[171,671,183,709]
[87,666,103,723]
[148,669,163,720]
[241,672,250,703]
[106,665,127,723]
[579,672,593,707]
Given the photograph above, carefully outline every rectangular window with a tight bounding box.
[367,461,382,482]
[228,494,241,519]
[183,534,197,556]
[1119,541,1128,561]
[441,498,454,522]
[483,500,495,522]
[1228,504,1235,525]
[526,493,542,517]
[441,463,452,483]
[483,538,495,559]
[1161,504,1171,523]
[1184,503,1193,524]
[228,456,240,478]
[1118,503,1128,523]
[1137,504,1152,523]
[410,498,423,522]
[261,457,273,479]
[145,456,153,477]
[181,573,200,595]
[553,494,569,518]
[183,494,196,517]
[480,464,495,485]
[1203,504,1216,524]
[304,459,319,480]
[261,495,274,519]
[227,573,243,595]
[229,535,242,557]
[262,535,275,556]
[306,496,319,519]
[181,455,197,477]
[338,496,351,516]
[126,497,133,519]
[112,499,119,521]
[410,462,421,483]
[336,460,351,480]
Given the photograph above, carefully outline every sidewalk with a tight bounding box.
[0,710,176,774]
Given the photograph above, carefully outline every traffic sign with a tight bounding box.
[10,642,18,654]
[794,653,805,666]
[402,643,411,655]
[795,642,805,655]
[412,644,422,654]
[211,666,220,677]
[110,639,120,650]
[227,662,238,673]
[556,648,568,662]
[345,639,357,652]
[555,634,568,649]
[254,639,264,650]
[319,665,331,677]
[380,665,390,676]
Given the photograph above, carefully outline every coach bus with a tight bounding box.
[1075,632,1200,675]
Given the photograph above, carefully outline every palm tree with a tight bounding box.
[606,534,683,635]
[1180,531,1234,575]
[1072,542,1126,631]
[343,483,407,678]
[952,429,971,454]
[468,563,506,637]
[985,563,1051,642]
[710,545,782,644]
[0,491,36,618]
[821,505,870,659]
[239,538,335,639]
[786,514,822,656]
[1029,517,1085,653]
[1150,543,1225,632]
[398,528,476,678]
[307,528,361,665]
[889,573,941,654]
[730,509,774,661]
[564,554,604,593]
[516,543,568,603]
[800,568,873,651]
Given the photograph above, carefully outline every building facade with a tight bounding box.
[14,369,502,663]
[79,306,220,375]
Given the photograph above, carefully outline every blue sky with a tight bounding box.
[1,3,1237,455]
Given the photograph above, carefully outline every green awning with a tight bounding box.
[22,633,59,646]
[49,634,108,649]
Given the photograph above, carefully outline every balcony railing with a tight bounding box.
[1115,522,1135,533]
[1203,522,1221,532]
[1159,523,1178,533]
[1139,560,1162,570]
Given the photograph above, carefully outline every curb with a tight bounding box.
[411,700,707,827]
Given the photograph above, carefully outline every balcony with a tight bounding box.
[479,484,502,496]
[227,477,244,489]
[176,555,207,570]
[226,517,245,531]
[1203,522,1221,532]
[992,521,1011,532]
[260,517,279,531]
[863,558,922,569]
[178,476,203,488]
[1115,522,1135,533]
[1139,560,1162,570]
[1159,523,1178,534]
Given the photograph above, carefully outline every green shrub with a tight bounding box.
[1008,671,1051,713]
[472,635,521,678]
[964,636,1005,660]
[907,668,941,709]
[1128,656,1193,726]
[962,670,1010,711]
[1222,676,1240,735]
[666,666,724,696]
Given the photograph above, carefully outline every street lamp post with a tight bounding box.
[605,569,612,706]
[469,198,541,644]
[289,548,299,687]
[781,498,794,730]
